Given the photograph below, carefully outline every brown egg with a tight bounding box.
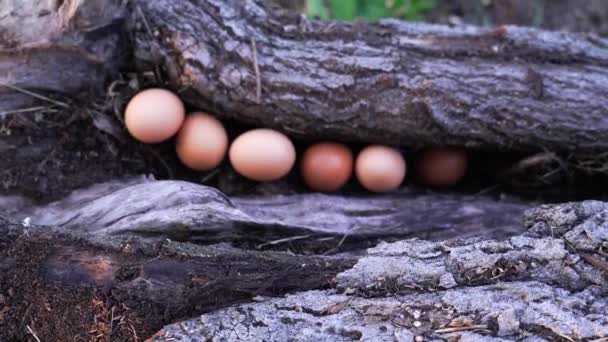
[175,112,228,171]
[229,128,296,182]
[301,142,353,192]
[416,147,468,187]
[355,145,406,193]
[124,88,185,143]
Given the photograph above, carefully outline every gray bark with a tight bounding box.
[1,182,605,341]
[0,0,129,111]
[133,0,608,154]
[20,178,531,242]
[150,200,608,341]
[1,0,608,341]
[2,0,608,154]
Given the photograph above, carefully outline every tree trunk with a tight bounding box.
[131,0,608,154]
[2,197,607,341]
[2,0,608,154]
[1,0,607,341]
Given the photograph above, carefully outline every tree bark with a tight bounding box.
[0,0,129,111]
[4,198,606,341]
[1,0,608,341]
[18,178,531,242]
[151,201,608,341]
[2,0,608,155]
[132,0,608,154]
[0,215,353,340]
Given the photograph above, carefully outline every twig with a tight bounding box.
[108,306,115,342]
[551,331,576,342]
[250,37,262,103]
[21,304,34,327]
[257,235,310,248]
[130,324,139,341]
[589,337,608,342]
[137,5,155,37]
[434,325,488,333]
[200,168,221,184]
[0,82,69,108]
[147,146,174,179]
[0,106,49,116]
[580,253,608,273]
[26,325,41,342]
[322,292,357,314]
[323,229,352,255]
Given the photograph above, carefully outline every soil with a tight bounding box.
[0,227,159,341]
[0,107,150,203]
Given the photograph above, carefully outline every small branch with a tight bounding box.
[257,235,311,248]
[250,37,262,103]
[0,83,69,108]
[0,106,53,117]
[434,325,489,334]
[26,325,42,342]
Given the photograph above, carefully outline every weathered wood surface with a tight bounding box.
[1,0,608,340]
[150,200,608,341]
[0,215,354,339]
[0,0,129,112]
[132,0,608,153]
[2,195,607,341]
[13,178,532,243]
[2,0,608,155]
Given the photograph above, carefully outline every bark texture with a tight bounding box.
[0,0,129,111]
[19,178,531,243]
[151,200,608,341]
[0,215,353,340]
[2,192,607,341]
[1,0,608,340]
[133,0,608,153]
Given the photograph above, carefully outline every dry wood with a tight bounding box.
[18,178,531,242]
[5,198,602,341]
[1,0,608,341]
[131,0,608,153]
[1,0,608,154]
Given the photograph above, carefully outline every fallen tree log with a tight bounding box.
[18,178,531,242]
[1,0,608,341]
[3,197,605,340]
[131,0,608,153]
[0,0,129,111]
[2,0,608,156]
[151,200,608,341]
[0,215,354,340]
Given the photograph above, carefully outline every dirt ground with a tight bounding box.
[0,225,161,341]
[0,103,172,204]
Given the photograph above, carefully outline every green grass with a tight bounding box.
[306,0,435,22]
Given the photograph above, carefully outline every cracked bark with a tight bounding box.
[2,0,608,154]
[1,0,608,340]
[151,200,608,341]
[1,179,606,340]
[131,0,608,153]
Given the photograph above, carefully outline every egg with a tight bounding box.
[355,145,406,193]
[416,147,468,187]
[301,142,353,192]
[229,128,296,182]
[175,112,228,171]
[124,88,185,143]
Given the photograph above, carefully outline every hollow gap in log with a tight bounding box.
[5,103,608,209]
[118,113,608,203]
[106,73,608,203]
